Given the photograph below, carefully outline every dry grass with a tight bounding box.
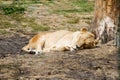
[0,0,94,36]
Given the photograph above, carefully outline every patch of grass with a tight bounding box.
[0,3,25,15]
[10,13,29,22]
[0,13,50,36]
[53,9,82,14]
[73,0,94,12]
[17,0,42,4]
[67,17,79,24]
[29,22,50,32]
[52,0,94,14]
[2,6,25,15]
[0,0,43,15]
[41,0,54,6]
[10,13,50,32]
[0,21,15,29]
[0,0,94,35]
[0,30,11,35]
[0,14,26,29]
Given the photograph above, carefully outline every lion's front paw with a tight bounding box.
[29,50,36,54]
[29,50,43,55]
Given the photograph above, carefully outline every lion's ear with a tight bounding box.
[80,28,87,32]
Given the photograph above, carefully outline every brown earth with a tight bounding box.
[0,34,119,80]
[0,1,119,80]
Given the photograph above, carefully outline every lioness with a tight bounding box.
[22,28,97,54]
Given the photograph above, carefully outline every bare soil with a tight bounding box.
[0,1,119,80]
[0,34,119,80]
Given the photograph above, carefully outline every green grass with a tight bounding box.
[0,0,94,36]
[28,22,50,32]
[0,4,25,15]
[52,0,94,14]
[0,13,50,36]
[54,9,82,14]
[0,22,16,28]
[73,0,94,12]
[10,13,29,22]
[0,30,11,36]
[67,17,79,24]
[0,0,42,15]
[0,0,94,15]
[10,13,50,32]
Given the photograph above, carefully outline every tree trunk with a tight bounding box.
[92,0,120,44]
[116,12,120,47]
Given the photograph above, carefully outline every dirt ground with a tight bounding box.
[0,1,119,80]
[0,34,119,80]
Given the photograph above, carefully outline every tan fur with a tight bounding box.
[22,32,49,52]
[22,28,97,54]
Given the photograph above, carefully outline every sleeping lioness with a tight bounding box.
[22,28,98,54]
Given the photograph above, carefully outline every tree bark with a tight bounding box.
[92,0,120,44]
[116,11,120,47]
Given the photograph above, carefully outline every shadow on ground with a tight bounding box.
[0,34,119,80]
